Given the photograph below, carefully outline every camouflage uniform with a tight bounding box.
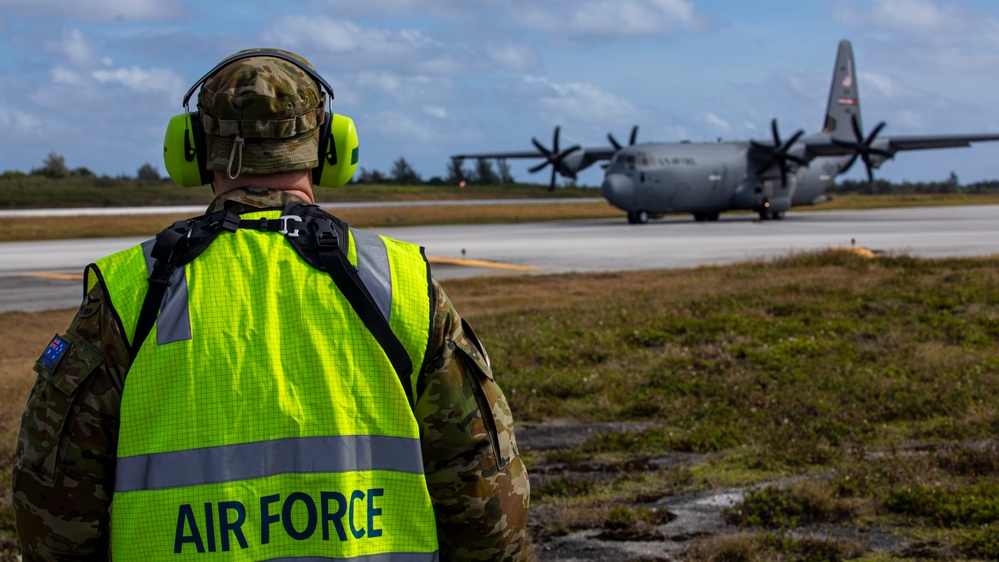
[12,188,529,560]
[16,48,529,559]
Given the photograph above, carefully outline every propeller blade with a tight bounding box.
[528,161,549,174]
[783,130,804,149]
[868,121,886,141]
[531,137,551,156]
[549,166,557,191]
[629,125,639,145]
[840,153,859,174]
[553,145,582,162]
[753,120,805,183]
[851,113,864,142]
[608,133,622,150]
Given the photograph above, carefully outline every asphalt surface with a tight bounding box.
[3,204,999,313]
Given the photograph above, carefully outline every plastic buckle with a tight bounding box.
[313,219,339,249]
[278,215,303,238]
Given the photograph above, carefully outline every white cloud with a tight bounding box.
[0,0,187,21]
[891,109,927,130]
[364,110,439,144]
[0,107,43,136]
[264,16,440,59]
[46,28,97,66]
[512,0,704,37]
[487,44,540,71]
[261,15,488,76]
[317,0,472,19]
[859,71,910,101]
[834,0,971,37]
[352,71,440,102]
[423,106,448,119]
[91,66,186,98]
[51,67,84,85]
[703,112,731,131]
[521,75,637,123]
[868,0,965,33]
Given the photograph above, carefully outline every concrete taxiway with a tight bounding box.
[2,204,998,313]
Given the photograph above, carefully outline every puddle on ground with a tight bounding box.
[522,423,916,561]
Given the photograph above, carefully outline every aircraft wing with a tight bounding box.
[450,125,630,191]
[450,146,616,162]
[877,133,999,152]
[803,132,999,157]
[451,145,617,190]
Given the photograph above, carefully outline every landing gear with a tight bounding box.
[627,210,649,224]
[693,212,720,222]
[758,210,786,221]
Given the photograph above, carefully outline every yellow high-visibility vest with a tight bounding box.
[90,209,438,560]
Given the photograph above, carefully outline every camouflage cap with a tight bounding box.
[197,48,327,177]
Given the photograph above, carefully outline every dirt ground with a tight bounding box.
[516,423,919,562]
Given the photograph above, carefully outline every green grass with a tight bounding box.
[439,250,999,558]
[5,249,999,558]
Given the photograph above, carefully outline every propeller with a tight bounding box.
[833,114,892,183]
[608,125,639,150]
[527,126,581,191]
[750,119,807,187]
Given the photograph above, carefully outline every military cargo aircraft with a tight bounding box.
[452,40,999,223]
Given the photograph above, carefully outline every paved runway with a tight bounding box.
[3,204,999,313]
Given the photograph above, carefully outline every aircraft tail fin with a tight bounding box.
[822,39,861,138]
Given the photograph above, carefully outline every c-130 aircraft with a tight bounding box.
[452,40,999,224]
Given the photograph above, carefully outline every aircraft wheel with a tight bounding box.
[706,212,720,221]
[772,211,785,220]
[693,212,707,222]
[627,211,649,224]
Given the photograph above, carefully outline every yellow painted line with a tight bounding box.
[428,256,543,271]
[18,273,83,280]
[831,246,877,258]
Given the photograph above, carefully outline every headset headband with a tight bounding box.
[181,49,335,109]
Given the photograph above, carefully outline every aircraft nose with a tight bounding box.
[601,173,634,207]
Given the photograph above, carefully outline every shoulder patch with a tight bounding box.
[37,334,70,372]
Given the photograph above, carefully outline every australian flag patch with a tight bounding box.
[38,334,69,371]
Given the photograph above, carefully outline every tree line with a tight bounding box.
[831,172,999,195]
[9,152,999,195]
[5,152,519,187]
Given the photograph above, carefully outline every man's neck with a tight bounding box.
[211,171,315,204]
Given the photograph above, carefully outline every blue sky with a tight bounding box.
[3,0,999,188]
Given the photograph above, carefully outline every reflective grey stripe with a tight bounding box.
[115,435,424,493]
[264,552,438,562]
[141,240,192,345]
[351,228,392,323]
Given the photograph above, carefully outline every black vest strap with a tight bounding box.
[132,212,232,357]
[135,204,414,405]
[282,203,415,405]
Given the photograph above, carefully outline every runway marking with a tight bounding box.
[831,246,877,258]
[18,273,83,280]
[428,256,544,271]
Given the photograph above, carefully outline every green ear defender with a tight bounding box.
[162,49,358,188]
[314,113,359,189]
[163,112,212,187]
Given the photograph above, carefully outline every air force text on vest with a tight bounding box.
[175,489,385,553]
